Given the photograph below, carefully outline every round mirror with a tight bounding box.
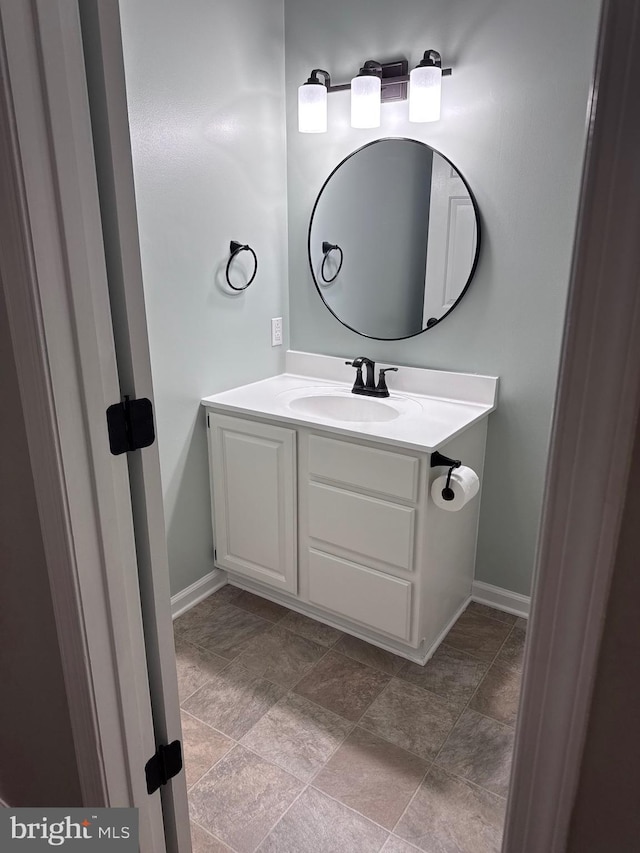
[308,138,481,340]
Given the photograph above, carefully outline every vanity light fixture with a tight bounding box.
[297,51,451,132]
[409,50,443,122]
[298,69,329,133]
[350,61,383,128]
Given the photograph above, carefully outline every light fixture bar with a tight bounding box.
[323,63,451,98]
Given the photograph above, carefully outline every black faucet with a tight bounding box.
[345,357,398,398]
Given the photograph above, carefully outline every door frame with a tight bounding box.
[2,1,640,852]
[503,0,640,849]
[0,2,171,850]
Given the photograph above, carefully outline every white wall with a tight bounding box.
[0,287,81,807]
[120,0,289,595]
[284,0,602,595]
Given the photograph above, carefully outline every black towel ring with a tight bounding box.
[321,241,343,283]
[226,241,258,291]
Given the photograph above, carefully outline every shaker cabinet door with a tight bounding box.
[208,413,297,593]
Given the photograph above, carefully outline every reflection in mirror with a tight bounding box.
[308,138,480,340]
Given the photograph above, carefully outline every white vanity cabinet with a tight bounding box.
[207,413,297,594]
[206,406,489,664]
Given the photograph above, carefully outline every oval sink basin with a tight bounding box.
[287,394,400,423]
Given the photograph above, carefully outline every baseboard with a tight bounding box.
[472,581,530,618]
[171,569,227,619]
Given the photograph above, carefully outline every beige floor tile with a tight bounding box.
[293,651,390,721]
[496,625,527,671]
[173,598,219,643]
[181,711,233,788]
[334,635,407,675]
[514,617,527,631]
[182,663,286,739]
[235,624,326,688]
[382,836,421,853]
[360,679,460,761]
[233,590,290,623]
[395,765,505,853]
[209,585,243,606]
[465,602,517,625]
[470,660,522,726]
[436,709,515,797]
[188,745,303,853]
[278,611,343,647]
[190,821,233,852]
[398,644,488,706]
[179,603,271,660]
[175,638,228,704]
[241,692,352,782]
[314,727,428,829]
[257,786,388,853]
[443,611,512,662]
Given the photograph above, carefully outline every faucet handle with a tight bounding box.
[345,360,365,391]
[376,367,398,396]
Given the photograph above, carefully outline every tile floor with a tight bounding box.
[174,587,526,853]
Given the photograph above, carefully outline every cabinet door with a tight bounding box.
[209,413,297,593]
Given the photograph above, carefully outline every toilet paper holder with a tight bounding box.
[430,451,462,502]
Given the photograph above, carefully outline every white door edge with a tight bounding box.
[0,2,167,849]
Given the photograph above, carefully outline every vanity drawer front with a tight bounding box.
[308,434,419,502]
[308,482,415,571]
[308,549,412,641]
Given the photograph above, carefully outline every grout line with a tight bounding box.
[429,640,519,789]
[190,818,240,853]
[385,836,422,852]
[306,784,393,839]
[255,783,309,848]
[389,761,434,836]
[305,718,357,786]
[177,658,233,707]
[178,660,233,708]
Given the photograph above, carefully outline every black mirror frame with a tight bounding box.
[307,137,482,341]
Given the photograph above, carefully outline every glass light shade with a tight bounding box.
[298,83,327,133]
[350,74,381,128]
[409,65,442,122]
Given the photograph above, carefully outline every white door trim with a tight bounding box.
[78,3,192,850]
[504,1,640,851]
[0,2,166,848]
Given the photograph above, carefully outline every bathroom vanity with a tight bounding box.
[202,353,497,663]
[202,352,497,664]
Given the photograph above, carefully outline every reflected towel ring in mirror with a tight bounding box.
[226,241,258,291]
[321,241,344,283]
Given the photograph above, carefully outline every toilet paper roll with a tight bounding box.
[431,465,480,512]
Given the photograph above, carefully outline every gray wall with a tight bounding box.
[0,287,81,807]
[284,0,602,595]
[120,0,289,595]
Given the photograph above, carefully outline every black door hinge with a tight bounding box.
[145,740,183,795]
[107,395,155,455]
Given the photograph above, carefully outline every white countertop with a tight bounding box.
[201,353,498,453]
